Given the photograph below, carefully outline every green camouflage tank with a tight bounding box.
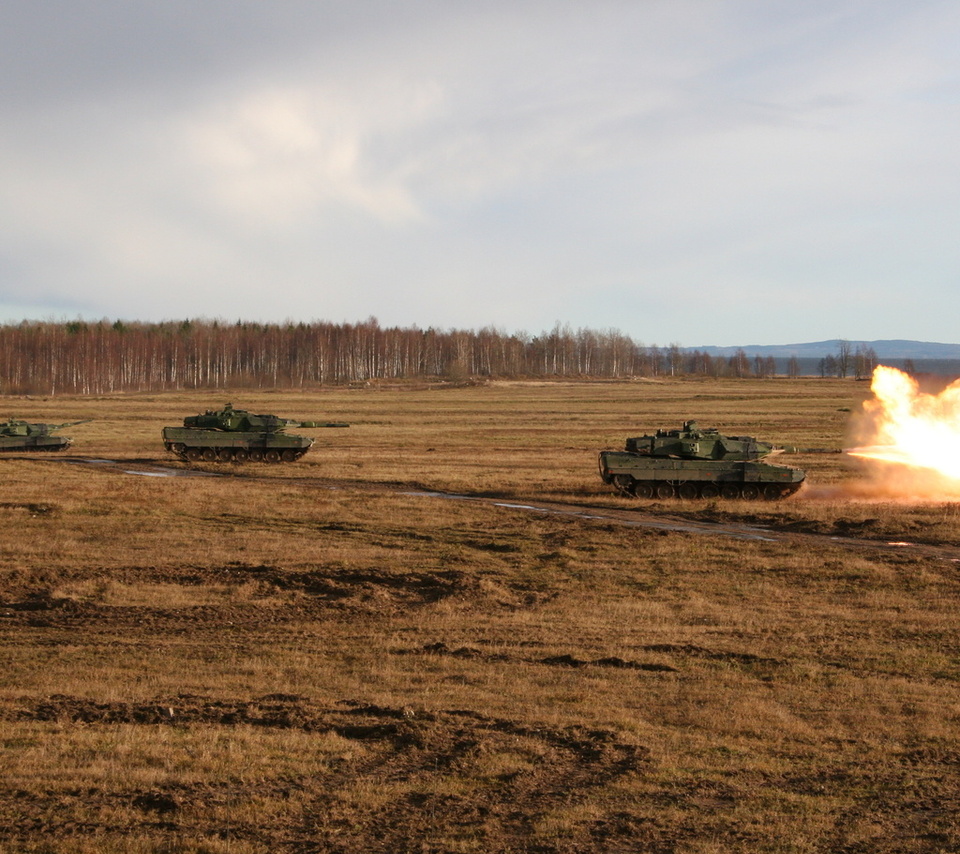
[0,419,90,452]
[162,403,348,463]
[599,420,837,500]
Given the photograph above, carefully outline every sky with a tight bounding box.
[2,0,959,347]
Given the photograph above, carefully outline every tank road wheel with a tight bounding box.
[634,482,655,499]
[202,448,217,462]
[763,484,784,500]
[699,484,719,500]
[678,483,699,500]
[265,450,281,463]
[185,448,203,462]
[740,484,760,500]
[281,449,297,463]
[612,474,635,496]
[249,449,264,462]
[218,449,234,462]
[720,484,740,500]
[655,483,674,500]
[233,449,249,463]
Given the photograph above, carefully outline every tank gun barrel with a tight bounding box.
[52,420,92,430]
[773,446,843,454]
[298,420,350,428]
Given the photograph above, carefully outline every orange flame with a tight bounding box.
[848,365,960,495]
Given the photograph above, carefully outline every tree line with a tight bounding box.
[0,319,870,395]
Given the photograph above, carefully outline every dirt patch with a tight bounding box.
[0,501,58,516]
[641,643,784,667]
[0,565,555,634]
[401,641,680,673]
[539,654,678,672]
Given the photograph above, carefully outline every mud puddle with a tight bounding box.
[68,457,222,478]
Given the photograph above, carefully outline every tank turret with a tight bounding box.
[624,420,780,460]
[623,420,836,461]
[600,421,837,500]
[182,404,350,433]
[163,404,349,463]
[0,419,90,452]
[183,404,298,434]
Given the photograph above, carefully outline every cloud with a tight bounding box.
[1,1,959,342]
[181,83,433,226]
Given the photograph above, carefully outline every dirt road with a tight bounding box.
[60,456,960,564]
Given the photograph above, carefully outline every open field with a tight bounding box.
[2,378,959,852]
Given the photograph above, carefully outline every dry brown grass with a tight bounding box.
[1,379,959,852]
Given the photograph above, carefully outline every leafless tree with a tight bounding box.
[836,340,852,378]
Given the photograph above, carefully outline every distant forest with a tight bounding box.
[0,319,902,395]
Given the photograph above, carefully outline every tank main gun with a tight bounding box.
[298,420,350,428]
[767,446,844,455]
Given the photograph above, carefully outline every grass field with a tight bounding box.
[1,378,959,853]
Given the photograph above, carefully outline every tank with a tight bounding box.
[162,403,349,463]
[0,419,90,453]
[598,420,834,500]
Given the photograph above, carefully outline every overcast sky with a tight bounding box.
[2,1,958,346]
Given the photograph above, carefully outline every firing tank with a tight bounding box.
[162,403,349,463]
[599,421,837,500]
[0,419,90,453]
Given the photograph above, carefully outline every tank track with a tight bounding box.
[164,443,309,463]
[610,475,801,501]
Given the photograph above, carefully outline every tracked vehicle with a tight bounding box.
[0,419,90,453]
[599,421,834,500]
[162,403,348,463]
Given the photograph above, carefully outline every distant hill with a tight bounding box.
[680,339,960,378]
[686,340,960,360]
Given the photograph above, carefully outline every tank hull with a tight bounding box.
[162,427,313,463]
[0,435,71,452]
[598,450,805,500]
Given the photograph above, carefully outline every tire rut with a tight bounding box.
[1,694,650,853]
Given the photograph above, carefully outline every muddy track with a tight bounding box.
[0,694,650,853]
[49,456,960,564]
